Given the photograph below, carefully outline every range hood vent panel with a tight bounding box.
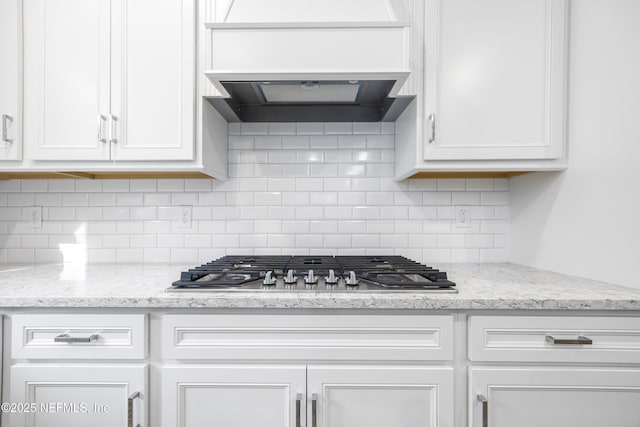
[205,3,414,122]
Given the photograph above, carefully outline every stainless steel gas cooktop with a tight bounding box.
[168,256,457,293]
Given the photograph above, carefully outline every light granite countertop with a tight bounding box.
[0,262,638,310]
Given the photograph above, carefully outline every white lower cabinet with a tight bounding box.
[9,364,147,427]
[6,313,148,426]
[161,365,453,427]
[159,314,455,427]
[308,365,453,427]
[470,368,640,427]
[161,365,306,427]
[468,315,640,427]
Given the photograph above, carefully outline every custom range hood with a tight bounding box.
[204,0,415,122]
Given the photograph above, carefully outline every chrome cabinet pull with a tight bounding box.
[128,391,141,427]
[312,393,318,427]
[110,115,119,143]
[97,114,108,143]
[428,113,436,143]
[295,393,302,427]
[54,333,99,343]
[546,335,593,345]
[477,394,488,427]
[2,114,14,143]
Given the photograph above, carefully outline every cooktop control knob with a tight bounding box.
[325,269,338,285]
[304,269,318,284]
[262,271,277,286]
[345,271,359,286]
[284,269,297,284]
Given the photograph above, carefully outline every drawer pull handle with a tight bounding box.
[477,394,488,427]
[545,335,593,345]
[295,393,302,427]
[128,391,141,427]
[54,333,99,343]
[312,393,318,427]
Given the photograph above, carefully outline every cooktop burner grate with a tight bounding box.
[169,255,456,292]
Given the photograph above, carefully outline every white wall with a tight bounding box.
[0,122,510,265]
[511,0,640,288]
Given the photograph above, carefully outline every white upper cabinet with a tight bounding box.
[110,0,195,161]
[395,0,569,178]
[23,0,195,162]
[23,0,111,161]
[0,0,22,161]
[424,0,568,161]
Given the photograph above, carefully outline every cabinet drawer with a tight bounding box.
[469,315,640,363]
[162,314,453,361]
[11,314,147,360]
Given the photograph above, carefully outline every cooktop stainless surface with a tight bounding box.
[168,255,457,293]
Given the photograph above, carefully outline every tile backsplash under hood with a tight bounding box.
[0,122,510,265]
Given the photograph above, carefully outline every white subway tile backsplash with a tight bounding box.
[20,179,48,192]
[325,122,353,134]
[353,122,381,134]
[338,220,367,233]
[295,178,323,192]
[366,134,394,148]
[352,206,381,221]
[8,193,34,206]
[282,135,310,148]
[310,135,338,148]
[310,220,338,233]
[339,164,366,177]
[268,122,296,135]
[423,192,452,205]
[102,180,130,192]
[309,192,338,206]
[338,135,366,148]
[131,179,158,192]
[297,123,325,135]
[157,179,185,192]
[437,179,466,191]
[0,180,20,192]
[255,136,282,149]
[323,206,351,220]
[481,192,510,205]
[241,122,269,135]
[89,193,116,206]
[2,122,511,264]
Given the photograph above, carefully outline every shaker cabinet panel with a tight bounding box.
[8,364,147,427]
[470,368,640,427]
[307,366,454,427]
[0,0,21,161]
[161,365,306,427]
[110,0,195,161]
[423,0,568,161]
[23,0,111,161]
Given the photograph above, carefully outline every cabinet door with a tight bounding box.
[110,0,195,161]
[470,367,640,427]
[0,0,21,160]
[23,0,111,160]
[423,0,568,160]
[9,364,146,427]
[307,366,454,427]
[161,365,306,427]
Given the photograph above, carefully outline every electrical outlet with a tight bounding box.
[178,205,192,229]
[455,206,470,228]
[28,206,43,228]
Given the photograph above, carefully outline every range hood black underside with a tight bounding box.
[206,80,415,123]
